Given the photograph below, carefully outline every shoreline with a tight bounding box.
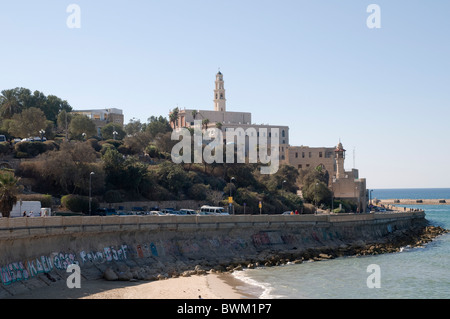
[7,225,447,300]
[8,272,257,299]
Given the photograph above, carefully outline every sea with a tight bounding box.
[232,188,450,299]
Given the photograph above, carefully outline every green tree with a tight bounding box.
[169,107,179,128]
[0,173,20,218]
[40,94,72,123]
[0,89,23,119]
[8,107,49,138]
[69,114,97,140]
[300,165,332,207]
[124,118,143,136]
[157,161,191,196]
[146,115,171,138]
[17,141,104,195]
[102,148,150,198]
[202,118,210,130]
[0,88,72,123]
[101,123,126,140]
[123,131,152,154]
[191,110,198,120]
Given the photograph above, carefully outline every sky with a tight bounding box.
[1,1,449,189]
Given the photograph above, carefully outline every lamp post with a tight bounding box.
[282,180,286,191]
[113,130,118,140]
[315,182,319,210]
[89,171,95,215]
[229,177,235,214]
[39,129,45,142]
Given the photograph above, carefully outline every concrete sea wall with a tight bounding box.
[0,211,426,297]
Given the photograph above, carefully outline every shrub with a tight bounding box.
[145,144,159,158]
[86,138,101,152]
[103,139,122,148]
[187,184,209,201]
[61,194,99,213]
[0,143,10,155]
[14,141,47,157]
[100,143,115,155]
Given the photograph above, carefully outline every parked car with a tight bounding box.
[149,211,165,216]
[179,209,197,215]
[199,205,229,215]
[93,208,117,216]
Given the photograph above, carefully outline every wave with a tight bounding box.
[232,269,285,299]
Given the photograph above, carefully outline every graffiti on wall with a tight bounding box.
[79,245,128,265]
[0,244,128,286]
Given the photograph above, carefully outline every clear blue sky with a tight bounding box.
[1,1,449,189]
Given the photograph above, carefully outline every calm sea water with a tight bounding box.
[233,189,450,299]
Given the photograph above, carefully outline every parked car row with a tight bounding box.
[92,205,230,216]
[0,135,47,143]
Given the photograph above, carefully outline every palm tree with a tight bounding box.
[191,110,198,120]
[0,173,20,218]
[202,118,210,130]
[215,122,223,130]
[169,107,179,129]
[0,89,22,119]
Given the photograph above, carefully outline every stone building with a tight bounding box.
[285,142,367,212]
[170,71,367,211]
[171,72,289,159]
[71,108,124,137]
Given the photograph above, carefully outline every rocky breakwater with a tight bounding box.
[100,225,448,283]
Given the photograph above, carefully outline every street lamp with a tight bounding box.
[89,172,95,215]
[229,177,235,214]
[39,129,45,142]
[282,180,286,191]
[82,132,86,141]
[315,182,319,209]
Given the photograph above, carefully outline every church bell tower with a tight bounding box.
[214,71,226,112]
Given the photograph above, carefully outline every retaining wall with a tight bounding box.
[0,211,426,297]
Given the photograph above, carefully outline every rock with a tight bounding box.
[156,274,167,280]
[181,270,196,277]
[293,259,303,264]
[118,270,133,281]
[318,253,332,259]
[103,267,118,281]
[233,265,243,271]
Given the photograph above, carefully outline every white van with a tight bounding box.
[8,201,42,218]
[199,205,229,215]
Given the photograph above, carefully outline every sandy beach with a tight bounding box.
[8,273,256,299]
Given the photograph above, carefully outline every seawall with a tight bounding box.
[0,211,427,297]
[379,199,450,205]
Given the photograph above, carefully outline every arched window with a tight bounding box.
[282,130,285,137]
